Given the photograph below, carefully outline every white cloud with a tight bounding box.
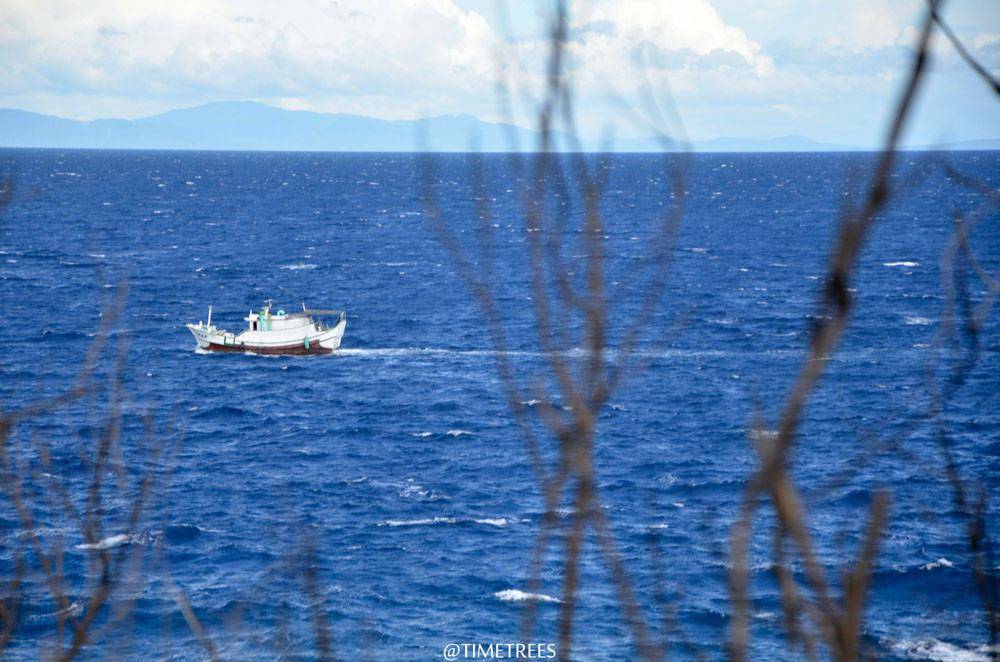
[0,0,498,119]
[573,0,774,77]
[846,2,904,51]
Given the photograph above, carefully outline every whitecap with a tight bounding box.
[447,429,473,437]
[884,261,919,268]
[28,601,82,623]
[399,483,431,499]
[891,638,995,662]
[411,431,433,438]
[75,533,148,551]
[474,518,510,527]
[494,589,561,604]
[905,316,933,326]
[381,517,457,527]
[921,557,954,571]
[279,263,318,271]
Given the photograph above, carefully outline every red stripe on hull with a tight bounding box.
[203,341,333,355]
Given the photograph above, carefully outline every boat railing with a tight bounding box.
[302,309,345,317]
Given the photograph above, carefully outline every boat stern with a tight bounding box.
[317,315,347,351]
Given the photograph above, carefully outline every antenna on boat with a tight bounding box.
[207,305,212,327]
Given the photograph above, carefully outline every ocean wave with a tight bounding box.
[193,404,254,419]
[447,429,473,437]
[164,524,205,543]
[891,639,995,662]
[494,589,561,604]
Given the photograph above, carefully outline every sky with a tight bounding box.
[0,0,997,147]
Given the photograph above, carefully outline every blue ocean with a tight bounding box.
[0,149,997,660]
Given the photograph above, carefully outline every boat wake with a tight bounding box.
[334,347,737,360]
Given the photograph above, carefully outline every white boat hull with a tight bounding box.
[186,318,346,355]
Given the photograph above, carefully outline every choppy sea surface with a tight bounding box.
[0,149,997,660]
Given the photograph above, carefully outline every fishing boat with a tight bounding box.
[186,301,346,355]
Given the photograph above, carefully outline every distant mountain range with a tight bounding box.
[1,101,998,153]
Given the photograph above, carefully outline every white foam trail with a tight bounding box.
[892,639,995,662]
[381,516,514,528]
[494,589,561,604]
[884,261,919,268]
[336,347,540,359]
[335,347,733,361]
